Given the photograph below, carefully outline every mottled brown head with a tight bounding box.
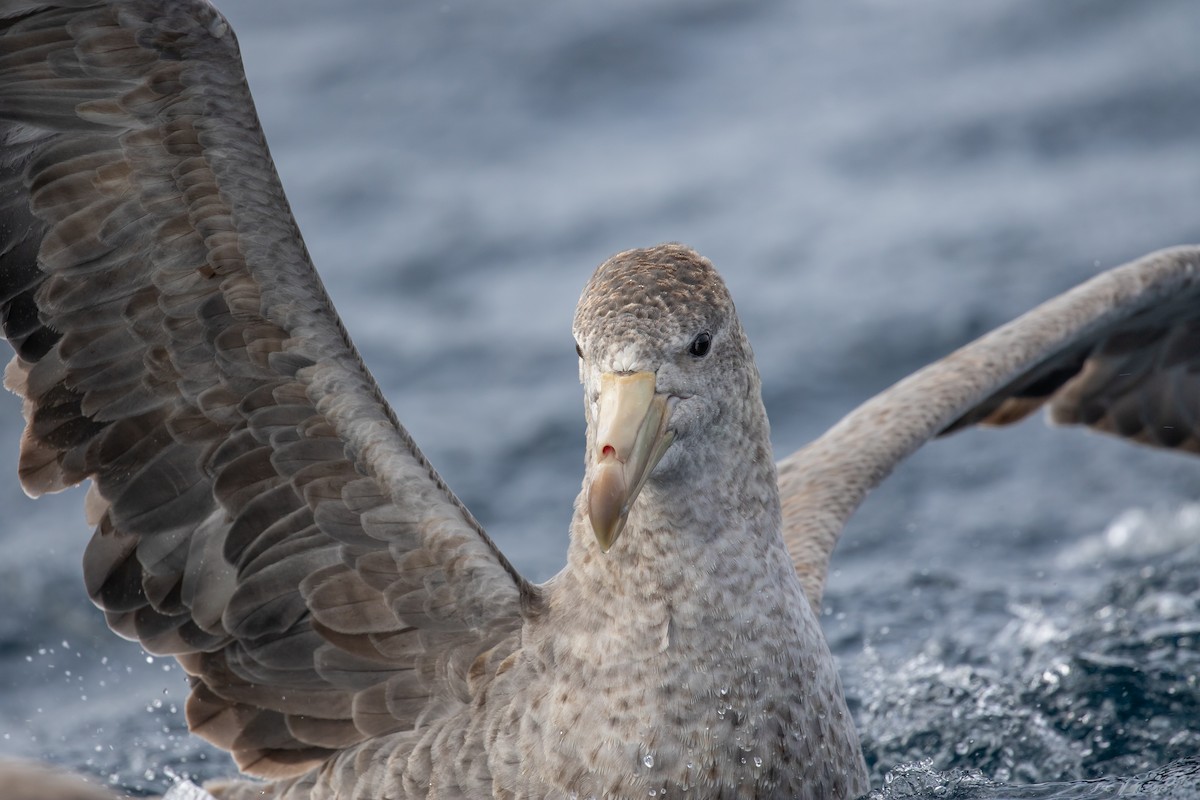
[573,244,765,551]
[573,244,736,361]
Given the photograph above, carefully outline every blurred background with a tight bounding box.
[2,0,1199,795]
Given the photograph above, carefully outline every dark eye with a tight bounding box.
[688,331,712,358]
[575,341,584,359]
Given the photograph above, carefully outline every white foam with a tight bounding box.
[163,781,219,800]
[1058,502,1200,568]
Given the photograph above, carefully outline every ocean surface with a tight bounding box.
[2,0,1200,797]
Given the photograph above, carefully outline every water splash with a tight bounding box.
[852,527,1200,791]
[870,757,1200,799]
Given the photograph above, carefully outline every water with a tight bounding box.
[1,0,1199,796]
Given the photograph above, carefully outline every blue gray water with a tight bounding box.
[1,0,1199,796]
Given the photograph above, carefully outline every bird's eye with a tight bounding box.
[575,341,584,359]
[688,331,712,358]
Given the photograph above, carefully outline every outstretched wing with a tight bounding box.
[0,759,122,800]
[0,0,537,779]
[778,246,1200,610]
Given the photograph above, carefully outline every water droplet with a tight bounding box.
[753,757,762,768]
[642,754,654,768]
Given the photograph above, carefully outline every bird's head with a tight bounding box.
[572,244,762,552]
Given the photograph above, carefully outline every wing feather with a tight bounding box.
[779,246,1200,610]
[0,0,538,780]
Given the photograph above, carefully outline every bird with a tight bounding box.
[2,0,1200,798]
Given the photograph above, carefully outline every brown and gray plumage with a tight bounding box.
[0,759,124,800]
[1,1,1200,798]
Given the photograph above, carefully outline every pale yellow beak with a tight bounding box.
[587,371,675,552]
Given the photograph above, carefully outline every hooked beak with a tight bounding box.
[587,371,675,552]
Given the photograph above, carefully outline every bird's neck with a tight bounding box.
[553,406,803,661]
[524,437,865,797]
[570,419,781,587]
